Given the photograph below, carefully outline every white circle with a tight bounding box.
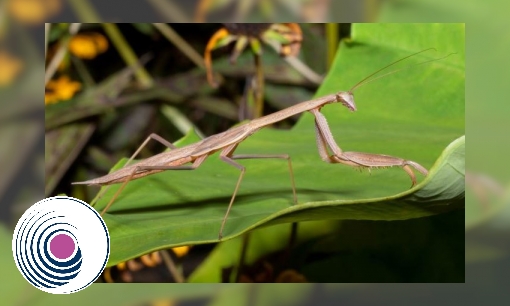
[12,196,109,294]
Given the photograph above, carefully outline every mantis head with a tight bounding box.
[335,91,357,112]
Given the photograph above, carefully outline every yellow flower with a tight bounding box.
[8,0,61,25]
[171,246,191,258]
[69,33,109,59]
[45,75,81,104]
[0,50,23,87]
[151,299,175,306]
[44,92,59,104]
[139,251,162,267]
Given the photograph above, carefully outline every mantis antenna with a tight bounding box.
[349,48,456,92]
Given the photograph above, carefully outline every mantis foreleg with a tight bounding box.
[310,108,428,187]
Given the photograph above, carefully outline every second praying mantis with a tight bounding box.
[74,49,445,240]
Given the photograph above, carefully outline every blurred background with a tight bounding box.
[0,0,508,305]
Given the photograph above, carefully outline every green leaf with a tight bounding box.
[92,24,464,267]
[0,226,33,305]
[188,221,340,282]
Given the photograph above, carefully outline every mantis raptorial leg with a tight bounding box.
[74,48,450,239]
[310,108,428,187]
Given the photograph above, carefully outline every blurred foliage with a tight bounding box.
[0,49,24,86]
[7,0,62,25]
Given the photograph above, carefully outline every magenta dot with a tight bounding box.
[50,234,75,259]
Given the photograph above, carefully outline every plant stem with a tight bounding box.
[326,23,339,69]
[235,233,251,282]
[102,23,153,88]
[153,23,204,68]
[254,53,264,118]
[67,0,101,22]
[160,250,185,283]
[45,23,81,85]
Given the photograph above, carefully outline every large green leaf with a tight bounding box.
[92,24,464,267]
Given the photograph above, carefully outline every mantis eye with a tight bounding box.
[337,92,357,111]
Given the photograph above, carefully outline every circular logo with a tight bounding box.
[12,196,109,294]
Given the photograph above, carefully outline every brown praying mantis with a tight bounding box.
[73,48,446,239]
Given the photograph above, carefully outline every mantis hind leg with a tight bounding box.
[217,144,246,240]
[99,155,207,216]
[91,133,178,207]
[126,133,178,166]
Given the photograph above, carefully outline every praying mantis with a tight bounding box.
[73,48,446,240]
